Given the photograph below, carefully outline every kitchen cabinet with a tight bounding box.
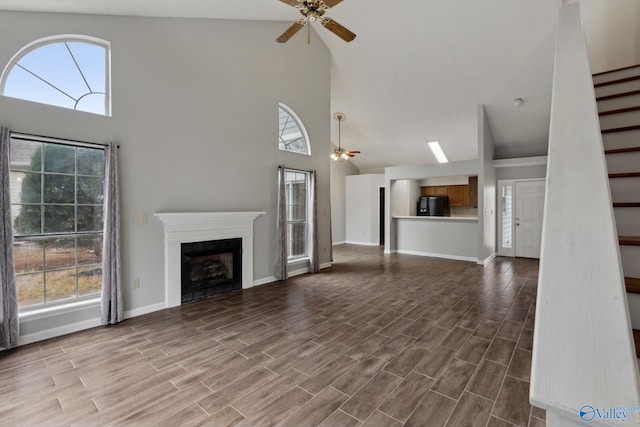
[422,186,438,196]
[420,177,478,208]
[447,185,465,206]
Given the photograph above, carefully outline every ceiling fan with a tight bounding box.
[276,0,356,44]
[331,112,360,161]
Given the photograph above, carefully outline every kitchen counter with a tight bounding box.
[393,215,479,262]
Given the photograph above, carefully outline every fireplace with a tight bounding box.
[155,212,265,308]
[181,238,242,302]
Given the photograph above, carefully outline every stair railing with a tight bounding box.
[530,3,640,426]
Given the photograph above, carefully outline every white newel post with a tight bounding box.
[155,212,265,308]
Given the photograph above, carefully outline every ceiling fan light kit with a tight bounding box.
[276,0,356,44]
[332,112,360,161]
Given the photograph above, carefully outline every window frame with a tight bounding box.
[284,169,311,261]
[0,34,112,116]
[10,133,107,311]
[278,103,311,156]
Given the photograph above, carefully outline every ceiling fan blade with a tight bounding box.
[276,21,306,43]
[321,18,356,42]
[346,150,360,154]
[322,0,344,8]
[278,0,301,7]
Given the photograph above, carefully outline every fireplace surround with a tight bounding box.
[155,212,265,307]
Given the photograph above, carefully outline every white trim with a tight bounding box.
[1,34,112,117]
[332,241,346,246]
[492,156,548,168]
[154,212,265,308]
[345,241,380,246]
[477,253,496,265]
[384,249,396,254]
[18,317,102,346]
[123,303,166,319]
[18,301,175,346]
[253,262,332,287]
[19,297,100,321]
[395,249,477,263]
[278,103,311,156]
[253,276,277,287]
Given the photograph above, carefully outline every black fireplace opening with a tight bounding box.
[181,238,242,303]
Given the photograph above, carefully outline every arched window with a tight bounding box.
[278,103,310,155]
[1,35,110,116]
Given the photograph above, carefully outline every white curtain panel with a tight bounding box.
[309,170,319,273]
[274,166,288,280]
[100,142,123,325]
[0,127,18,350]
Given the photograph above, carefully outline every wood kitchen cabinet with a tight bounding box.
[420,177,478,208]
[421,186,437,196]
[447,185,466,206]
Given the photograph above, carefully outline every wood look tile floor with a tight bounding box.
[0,245,545,427]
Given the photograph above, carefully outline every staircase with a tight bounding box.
[595,64,640,354]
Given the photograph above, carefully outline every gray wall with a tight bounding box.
[0,11,331,341]
[345,174,384,245]
[496,164,547,181]
[479,106,497,262]
[329,148,359,244]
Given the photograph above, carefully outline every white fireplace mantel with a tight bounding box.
[155,212,265,308]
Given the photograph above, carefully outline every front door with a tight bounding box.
[515,180,546,259]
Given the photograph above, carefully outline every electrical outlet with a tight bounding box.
[132,277,140,289]
[140,213,148,225]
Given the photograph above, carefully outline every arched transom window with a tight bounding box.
[278,103,310,155]
[1,35,110,116]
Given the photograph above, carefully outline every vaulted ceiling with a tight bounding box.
[0,0,593,171]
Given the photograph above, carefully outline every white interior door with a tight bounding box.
[515,180,545,259]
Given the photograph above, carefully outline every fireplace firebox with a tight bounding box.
[181,238,242,303]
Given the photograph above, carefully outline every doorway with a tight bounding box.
[497,179,545,258]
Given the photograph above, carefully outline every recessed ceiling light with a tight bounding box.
[428,141,448,163]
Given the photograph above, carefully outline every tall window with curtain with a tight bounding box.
[275,166,319,280]
[5,133,121,326]
[9,135,105,309]
[0,127,18,350]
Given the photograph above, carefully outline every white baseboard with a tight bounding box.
[18,302,168,347]
[124,303,167,319]
[18,317,102,346]
[332,241,346,246]
[253,262,332,287]
[477,253,496,265]
[253,276,277,287]
[395,249,477,263]
[345,241,381,247]
[384,249,396,254]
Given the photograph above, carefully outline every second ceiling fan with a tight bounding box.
[276,0,356,44]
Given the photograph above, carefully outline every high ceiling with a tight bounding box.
[0,0,564,171]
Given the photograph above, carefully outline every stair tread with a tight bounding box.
[595,74,640,88]
[602,125,640,134]
[597,89,640,102]
[609,172,640,178]
[614,202,640,208]
[627,277,640,294]
[619,236,640,246]
[594,64,640,77]
[605,146,640,154]
[599,106,640,116]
